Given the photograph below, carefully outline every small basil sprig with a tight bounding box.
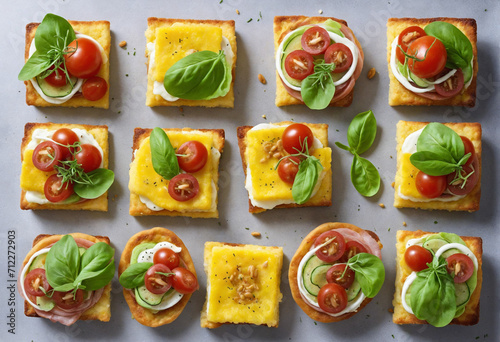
[119,262,153,289]
[335,110,380,197]
[345,253,385,298]
[301,59,336,110]
[150,127,180,180]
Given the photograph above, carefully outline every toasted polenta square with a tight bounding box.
[393,230,482,325]
[387,18,477,107]
[393,121,481,212]
[20,122,109,211]
[24,20,110,108]
[145,18,236,108]
[128,127,225,218]
[201,242,283,328]
[236,122,332,213]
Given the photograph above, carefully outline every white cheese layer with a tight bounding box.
[19,247,52,311]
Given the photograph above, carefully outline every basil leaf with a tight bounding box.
[164,50,226,100]
[73,168,114,199]
[35,13,76,54]
[346,253,385,298]
[417,123,464,163]
[204,56,232,100]
[150,127,179,180]
[410,151,459,176]
[347,110,377,155]
[45,235,80,291]
[334,142,352,152]
[73,242,115,291]
[301,71,335,110]
[119,262,153,289]
[322,19,344,37]
[18,51,53,81]
[424,21,472,69]
[292,157,322,204]
[81,261,115,291]
[350,154,380,197]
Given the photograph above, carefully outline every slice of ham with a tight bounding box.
[333,228,382,258]
[413,89,452,101]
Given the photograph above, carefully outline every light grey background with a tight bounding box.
[0,0,499,341]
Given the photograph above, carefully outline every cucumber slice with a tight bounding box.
[29,253,47,272]
[135,288,154,310]
[302,255,330,296]
[281,34,304,88]
[347,278,361,301]
[61,193,82,205]
[136,285,173,306]
[409,71,431,88]
[130,243,156,264]
[36,75,77,98]
[422,238,448,253]
[455,282,470,307]
[36,296,55,311]
[441,248,462,259]
[310,264,331,288]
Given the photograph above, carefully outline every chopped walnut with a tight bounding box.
[260,139,285,163]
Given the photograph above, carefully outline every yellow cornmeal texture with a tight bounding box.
[153,25,222,82]
[20,149,53,193]
[398,153,425,200]
[246,126,331,201]
[207,246,283,326]
[129,133,213,211]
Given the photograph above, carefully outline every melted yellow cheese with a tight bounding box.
[399,153,425,200]
[129,132,214,211]
[153,25,222,82]
[20,149,54,193]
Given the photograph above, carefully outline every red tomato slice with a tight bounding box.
[153,248,180,270]
[314,231,346,263]
[434,69,464,97]
[282,123,314,154]
[277,156,301,184]
[396,26,427,64]
[64,37,102,79]
[324,43,353,73]
[172,267,199,294]
[52,289,84,310]
[45,66,68,87]
[74,144,102,173]
[317,283,348,313]
[446,156,479,196]
[301,26,331,55]
[145,264,173,294]
[176,141,208,173]
[404,245,433,272]
[415,171,447,198]
[460,136,476,167]
[24,268,52,297]
[339,241,368,263]
[326,264,355,289]
[82,76,108,101]
[407,36,447,78]
[32,141,63,172]
[168,174,200,201]
[284,50,314,80]
[446,253,474,283]
[44,174,74,203]
[52,128,79,160]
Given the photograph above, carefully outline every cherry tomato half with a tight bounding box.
[52,128,79,160]
[64,37,102,79]
[44,174,74,203]
[32,141,63,172]
[404,245,433,272]
[82,76,108,101]
[326,264,355,289]
[339,241,368,263]
[74,144,102,173]
[145,264,173,294]
[168,174,200,202]
[52,289,84,310]
[446,157,479,196]
[277,156,301,184]
[284,50,314,80]
[314,231,346,263]
[153,248,180,270]
[415,171,447,198]
[317,283,348,314]
[282,123,314,154]
[434,69,464,97]
[407,36,447,79]
[301,26,331,55]
[324,43,353,73]
[446,253,474,283]
[172,267,199,294]
[24,268,52,297]
[45,66,68,87]
[396,26,427,64]
[460,136,476,167]
[176,140,208,173]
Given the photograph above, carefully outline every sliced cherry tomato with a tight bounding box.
[168,174,200,201]
[82,76,108,101]
[282,123,314,154]
[64,37,102,79]
[446,253,474,283]
[326,264,355,289]
[460,136,476,167]
[415,171,447,198]
[324,43,353,73]
[404,245,433,272]
[407,36,447,79]
[24,268,52,297]
[172,267,199,294]
[52,289,84,310]
[339,241,368,263]
[176,141,208,173]
[313,231,346,263]
[284,50,314,80]
[301,26,331,55]
[434,69,464,97]
[52,128,79,160]
[396,26,427,64]
[74,144,102,173]
[44,174,74,203]
[153,248,180,270]
[446,157,479,196]
[45,66,68,87]
[145,264,173,294]
[317,283,348,313]
[32,141,63,172]
[277,156,301,184]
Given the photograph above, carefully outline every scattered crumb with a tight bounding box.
[251,231,261,238]
[379,203,385,208]
[388,308,394,313]
[258,73,267,84]
[179,107,184,113]
[403,221,407,227]
[367,67,376,79]
[261,115,267,119]
[390,155,393,159]
[119,40,127,48]
[318,9,323,14]
[236,9,240,15]
[391,182,395,188]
